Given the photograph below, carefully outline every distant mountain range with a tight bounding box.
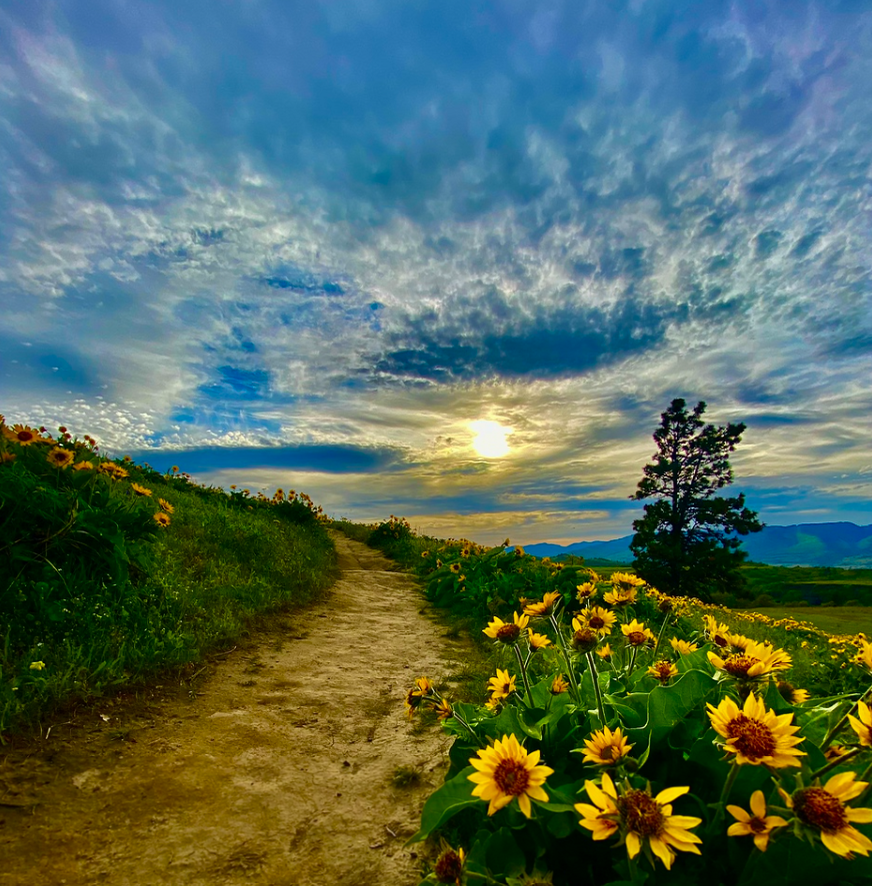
[523,522,872,568]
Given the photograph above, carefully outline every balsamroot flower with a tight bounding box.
[782,772,872,858]
[670,637,698,655]
[523,591,562,618]
[130,483,152,497]
[527,629,552,651]
[726,790,788,851]
[581,726,633,766]
[468,734,553,818]
[152,512,171,528]
[576,772,702,870]
[776,681,810,705]
[405,676,433,717]
[596,643,613,661]
[73,460,94,471]
[703,615,733,649]
[433,844,465,884]
[576,580,598,603]
[848,700,872,746]
[577,606,616,637]
[621,619,653,647]
[854,640,872,672]
[550,674,569,695]
[483,612,529,644]
[488,669,517,701]
[647,660,678,685]
[708,638,792,681]
[158,498,175,513]
[46,447,74,468]
[706,693,805,767]
[3,424,40,445]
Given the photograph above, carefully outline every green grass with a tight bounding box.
[1,456,337,735]
[745,605,872,638]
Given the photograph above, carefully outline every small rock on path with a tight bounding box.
[0,532,466,886]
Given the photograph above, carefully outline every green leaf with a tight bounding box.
[484,827,527,877]
[406,766,481,844]
[626,669,718,747]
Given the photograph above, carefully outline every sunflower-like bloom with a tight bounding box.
[514,546,525,557]
[130,483,153,497]
[98,462,129,480]
[621,619,653,647]
[468,734,553,818]
[527,629,552,651]
[153,512,171,528]
[577,606,616,637]
[647,660,678,684]
[670,637,698,655]
[488,669,517,700]
[158,498,175,513]
[703,615,733,649]
[848,700,872,746]
[781,772,872,858]
[73,460,94,471]
[581,726,633,765]
[405,676,434,717]
[3,424,40,445]
[776,681,810,705]
[433,844,465,885]
[611,571,646,592]
[604,587,637,607]
[523,591,562,617]
[0,451,16,464]
[596,643,612,661]
[483,612,529,644]
[854,640,872,672]
[727,790,788,851]
[430,697,454,721]
[708,639,792,681]
[576,580,598,603]
[550,674,569,695]
[46,447,75,468]
[706,693,805,767]
[575,772,702,870]
[449,562,462,574]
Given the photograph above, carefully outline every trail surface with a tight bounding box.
[1,533,465,886]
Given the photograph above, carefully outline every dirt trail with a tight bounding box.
[0,532,466,886]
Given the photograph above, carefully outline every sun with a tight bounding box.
[471,421,511,458]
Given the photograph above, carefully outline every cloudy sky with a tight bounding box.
[2,0,871,545]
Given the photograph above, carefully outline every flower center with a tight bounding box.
[589,616,605,630]
[599,745,616,761]
[749,817,768,834]
[493,759,530,797]
[794,788,849,833]
[726,714,777,760]
[627,631,646,646]
[496,624,521,643]
[618,789,665,838]
[714,634,729,648]
[434,849,463,884]
[724,654,760,678]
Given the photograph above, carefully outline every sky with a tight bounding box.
[1,0,871,546]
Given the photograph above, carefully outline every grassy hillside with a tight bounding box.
[1,418,337,735]
[742,563,872,606]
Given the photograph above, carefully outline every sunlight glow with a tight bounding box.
[471,420,511,458]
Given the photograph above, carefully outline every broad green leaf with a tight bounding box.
[484,827,527,877]
[406,766,480,844]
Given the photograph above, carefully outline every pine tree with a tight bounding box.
[630,398,763,601]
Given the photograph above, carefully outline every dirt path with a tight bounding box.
[0,533,466,886]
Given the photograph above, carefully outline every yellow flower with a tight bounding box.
[488,668,517,701]
[580,726,633,765]
[46,447,74,468]
[158,498,175,513]
[130,483,152,497]
[577,606,616,637]
[29,661,46,671]
[670,637,698,655]
[776,681,809,705]
[98,462,129,480]
[575,772,702,870]
[603,587,637,607]
[3,424,40,446]
[596,643,612,661]
[703,615,733,649]
[433,844,465,885]
[72,460,94,471]
[727,790,788,852]
[523,591,562,617]
[783,772,872,858]
[405,676,433,717]
[854,640,872,671]
[706,693,805,767]
[647,660,679,684]
[576,580,598,602]
[483,612,529,644]
[621,619,653,647]
[152,512,171,528]
[514,546,525,557]
[610,571,646,592]
[430,698,453,721]
[450,562,462,573]
[550,674,569,695]
[468,734,553,818]
[527,629,551,651]
[707,639,792,681]
[849,700,872,746]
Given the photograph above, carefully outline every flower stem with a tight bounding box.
[586,651,607,726]
[626,646,639,681]
[809,746,864,780]
[451,711,486,749]
[550,612,581,705]
[653,611,671,660]
[853,755,872,804]
[513,643,534,707]
[710,761,740,831]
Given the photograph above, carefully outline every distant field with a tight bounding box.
[745,605,872,637]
